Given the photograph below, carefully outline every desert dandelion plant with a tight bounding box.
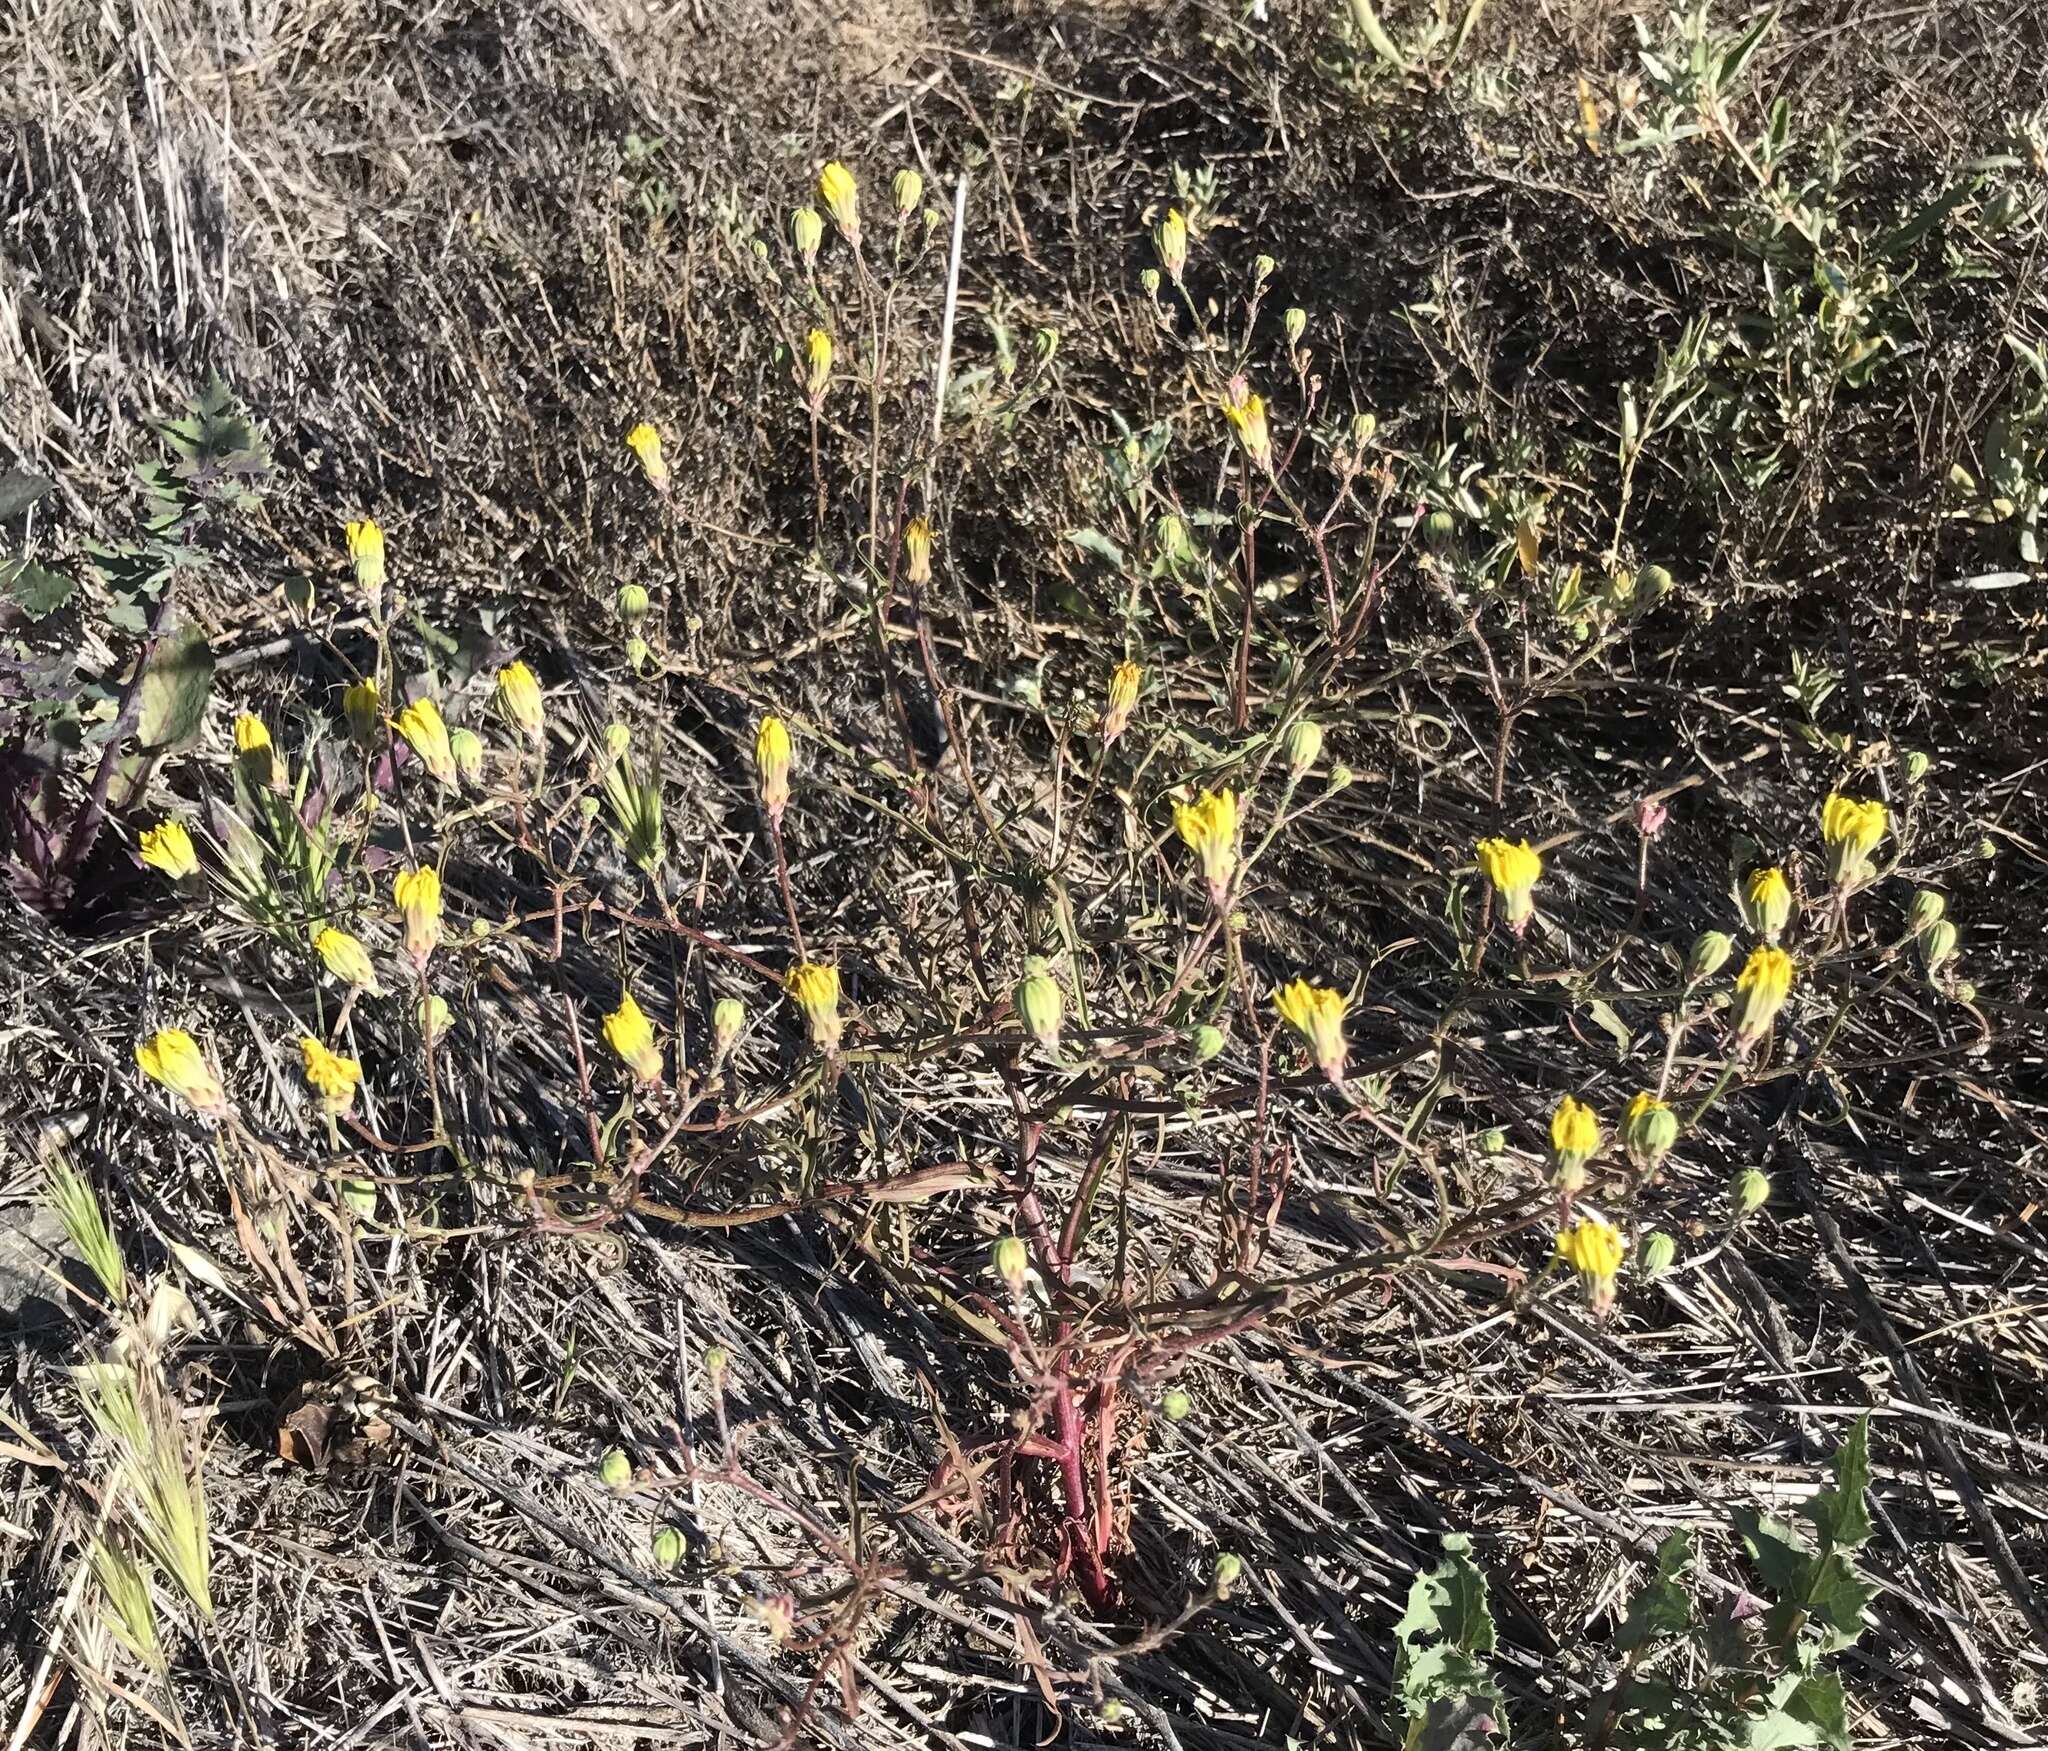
[625,422,668,488]
[344,517,385,593]
[1557,1214,1626,1315]
[1476,837,1543,935]
[1733,945,1795,1049]
[494,661,546,747]
[394,697,457,788]
[1741,866,1793,940]
[1173,788,1238,911]
[393,865,442,966]
[786,961,843,1055]
[1273,978,1348,1083]
[299,1037,362,1116]
[818,160,860,245]
[1820,793,1887,888]
[755,715,793,826]
[136,1029,227,1116]
[139,819,198,880]
[603,991,663,1084]
[1101,659,1141,747]
[1549,1094,1602,1191]
[314,926,383,996]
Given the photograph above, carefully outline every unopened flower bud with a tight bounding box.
[1639,1231,1677,1278]
[1212,1552,1243,1598]
[605,721,632,759]
[1350,411,1377,449]
[1903,749,1930,785]
[1034,327,1059,362]
[419,993,451,1046]
[1622,1092,1678,1172]
[1637,563,1674,599]
[1156,511,1194,568]
[1635,796,1668,838]
[617,582,650,625]
[652,1526,685,1569]
[1252,253,1276,283]
[1688,930,1734,980]
[625,635,651,673]
[992,1235,1030,1294]
[702,1346,729,1380]
[1325,764,1354,793]
[712,996,746,1058]
[1190,1024,1226,1062]
[1920,918,1958,978]
[1160,1387,1191,1422]
[1015,961,1063,1053]
[450,726,484,785]
[1283,307,1306,347]
[1907,890,1946,937]
[598,1448,632,1490]
[1732,1168,1772,1218]
[891,168,923,216]
[1283,717,1323,778]
[790,204,823,264]
[1479,1127,1507,1156]
[1139,266,1161,297]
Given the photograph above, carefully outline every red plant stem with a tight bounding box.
[1052,1370,1112,1608]
[1231,462,1257,731]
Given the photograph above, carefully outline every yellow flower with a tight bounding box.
[904,515,933,585]
[1557,1214,1625,1314]
[818,160,860,245]
[1273,978,1348,1082]
[139,819,198,880]
[1820,793,1887,888]
[1102,659,1141,746]
[1733,944,1795,1049]
[755,715,792,825]
[602,990,663,1084]
[1549,1094,1602,1191]
[135,1028,226,1115]
[1173,788,1238,910]
[790,205,823,264]
[299,1036,362,1116]
[1741,866,1793,941]
[625,422,668,488]
[393,865,442,965]
[1475,836,1543,934]
[1622,1091,1678,1171]
[1220,378,1272,472]
[233,713,277,787]
[786,961,844,1055]
[344,518,386,592]
[1153,207,1188,283]
[394,697,457,788]
[314,926,383,995]
[495,660,546,747]
[343,679,381,748]
[804,328,833,399]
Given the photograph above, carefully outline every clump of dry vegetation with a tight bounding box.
[3,0,2046,1746]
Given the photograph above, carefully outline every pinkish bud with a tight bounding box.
[1635,797,1668,838]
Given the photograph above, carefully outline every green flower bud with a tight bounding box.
[1920,919,1958,977]
[1101,1700,1129,1725]
[1479,1127,1507,1156]
[1622,1094,1679,1171]
[1252,253,1276,283]
[1637,563,1674,599]
[617,582,651,625]
[1282,717,1323,778]
[1191,1024,1226,1062]
[1139,267,1161,297]
[605,721,632,759]
[923,207,943,230]
[1732,1168,1772,1218]
[790,205,823,262]
[1325,764,1354,794]
[1034,327,1059,362]
[1907,889,1946,936]
[1015,961,1064,1053]
[702,1345,728,1381]
[1283,307,1306,347]
[992,1235,1030,1293]
[1156,511,1194,568]
[750,238,769,261]
[1639,1231,1677,1278]
[1350,411,1377,449]
[418,992,452,1045]
[1688,930,1734,980]
[340,1177,378,1217]
[450,727,484,785]
[1952,979,1976,1002]
[1212,1552,1243,1597]
[579,794,601,820]
[652,1525,685,1568]
[1160,1387,1191,1422]
[891,168,923,215]
[599,1447,633,1490]
[712,996,746,1056]
[1423,508,1457,549]
[1978,837,1997,860]
[625,635,651,673]
[1903,749,1930,785]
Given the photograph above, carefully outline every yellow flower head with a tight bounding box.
[603,990,663,1084]
[1220,378,1272,472]
[1153,207,1188,282]
[1102,659,1142,745]
[1557,1213,1626,1313]
[786,961,844,1055]
[904,515,933,585]
[818,160,860,245]
[1549,1093,1602,1190]
[139,819,199,880]
[345,517,386,592]
[1741,866,1793,941]
[393,864,442,965]
[1475,836,1543,933]
[343,679,381,748]
[314,925,383,995]
[1733,944,1795,1049]
[1173,788,1239,909]
[495,660,546,747]
[394,697,457,788]
[232,712,278,787]
[136,1028,226,1115]
[1273,977,1348,1082]
[299,1036,362,1116]
[1820,793,1887,887]
[625,421,668,488]
[755,714,793,825]
[1622,1090,1678,1170]
[804,328,834,398]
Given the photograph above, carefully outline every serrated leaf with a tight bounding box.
[1803,1551,1876,1647]
[1783,1674,1849,1750]
[1616,1532,1694,1650]
[1803,1413,1872,1551]
[1,558,77,621]
[0,469,53,523]
[1732,1508,1812,1594]
[134,626,216,751]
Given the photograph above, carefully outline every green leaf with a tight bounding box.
[1783,1674,1850,1750]
[1616,1533,1694,1651]
[1803,1414,1873,1551]
[1732,1508,1812,1595]
[1065,528,1126,568]
[1584,997,1634,1055]
[0,469,53,523]
[134,626,217,751]
[1803,1551,1876,1649]
[1,558,77,621]
[1396,1533,1497,1660]
[1715,10,1776,93]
